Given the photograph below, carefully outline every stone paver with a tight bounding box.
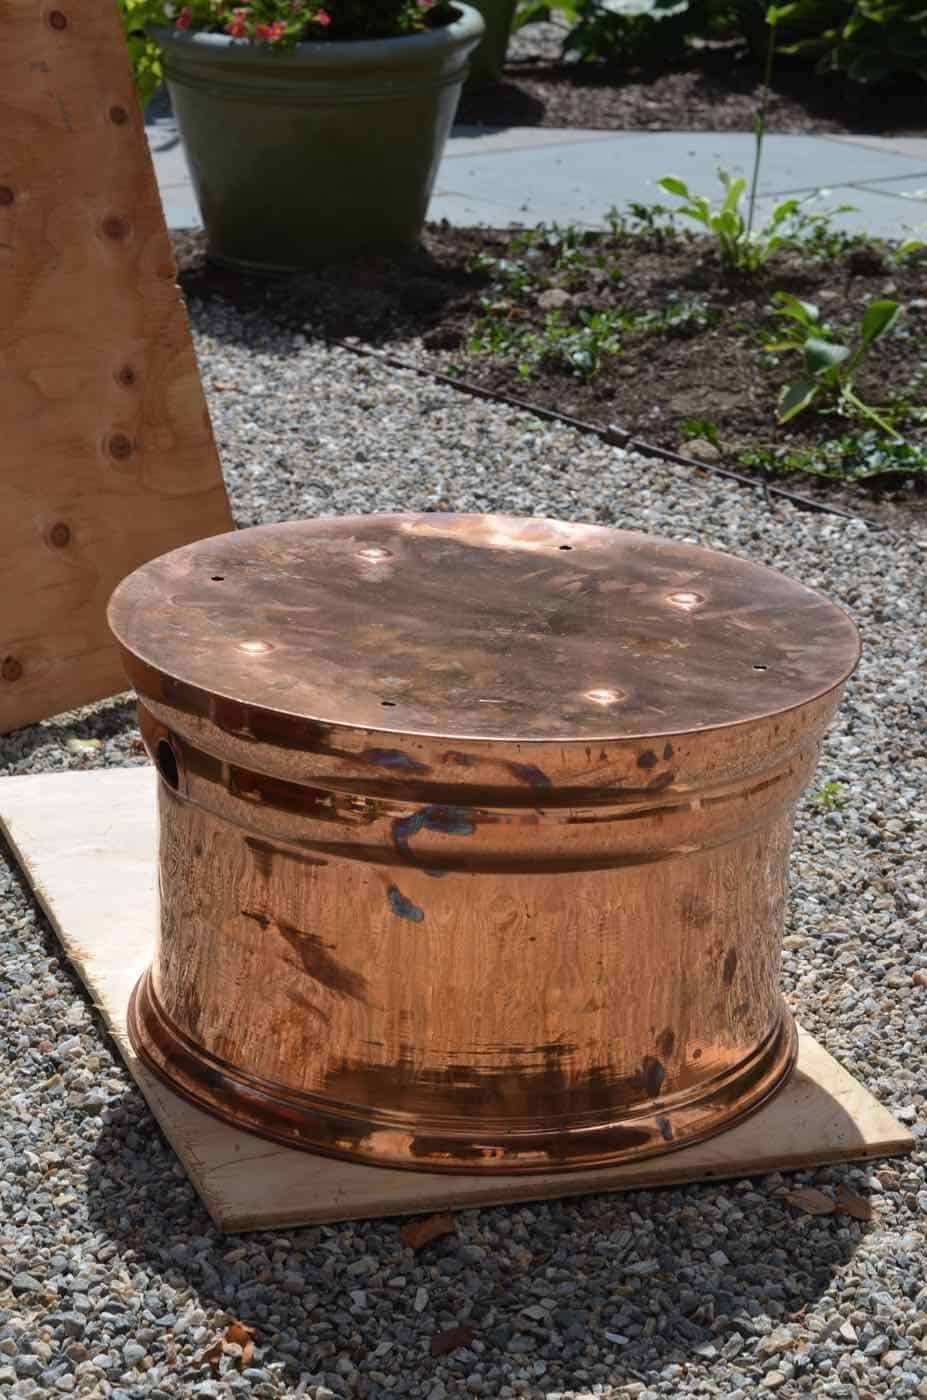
[148,107,927,239]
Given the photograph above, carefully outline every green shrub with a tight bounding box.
[514,0,927,83]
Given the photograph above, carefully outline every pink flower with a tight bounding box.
[316,8,331,24]
[291,0,303,9]
[267,18,287,38]
[175,5,193,27]
[225,5,249,34]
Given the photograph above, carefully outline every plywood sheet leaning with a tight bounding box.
[0,0,233,735]
[0,765,914,1233]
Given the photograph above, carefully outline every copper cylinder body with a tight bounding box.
[108,513,860,1173]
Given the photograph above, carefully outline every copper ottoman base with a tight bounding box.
[109,513,859,1174]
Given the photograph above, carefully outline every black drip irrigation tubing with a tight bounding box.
[332,338,879,528]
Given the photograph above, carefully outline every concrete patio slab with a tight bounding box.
[147,110,927,239]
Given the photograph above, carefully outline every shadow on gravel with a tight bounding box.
[84,1087,871,1397]
[0,697,140,769]
[175,227,492,354]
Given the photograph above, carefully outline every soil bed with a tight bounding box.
[458,43,927,136]
[173,225,927,526]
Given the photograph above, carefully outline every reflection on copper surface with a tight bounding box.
[110,513,860,1174]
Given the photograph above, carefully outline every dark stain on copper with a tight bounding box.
[637,750,658,769]
[246,839,274,880]
[680,893,713,929]
[116,364,137,387]
[663,742,674,760]
[243,910,271,930]
[387,886,425,923]
[647,770,675,791]
[286,988,332,1028]
[443,750,478,767]
[657,1027,676,1059]
[362,748,430,775]
[245,836,327,873]
[394,804,476,859]
[657,1115,673,1142]
[108,104,129,124]
[723,948,739,986]
[507,762,552,788]
[243,911,370,1001]
[0,187,14,206]
[633,1056,665,1098]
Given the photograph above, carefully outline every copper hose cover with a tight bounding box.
[108,513,860,1174]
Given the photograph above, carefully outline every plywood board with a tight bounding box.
[0,1,232,735]
[0,766,913,1232]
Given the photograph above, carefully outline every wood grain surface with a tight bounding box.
[0,0,232,735]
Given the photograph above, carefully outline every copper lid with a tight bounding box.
[108,513,860,742]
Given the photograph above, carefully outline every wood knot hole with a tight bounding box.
[102,215,129,241]
[108,433,133,462]
[49,522,71,548]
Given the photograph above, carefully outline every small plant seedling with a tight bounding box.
[766,293,904,435]
[810,781,847,813]
[739,433,927,483]
[682,418,721,446]
[656,175,853,274]
[468,307,623,380]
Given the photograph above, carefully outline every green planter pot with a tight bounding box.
[465,0,518,86]
[152,6,484,273]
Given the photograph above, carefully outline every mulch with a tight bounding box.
[457,46,927,137]
[174,224,927,526]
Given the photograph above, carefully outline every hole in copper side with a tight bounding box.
[211,575,224,582]
[0,187,14,207]
[156,739,179,791]
[1,657,23,683]
[108,104,129,125]
[48,9,67,28]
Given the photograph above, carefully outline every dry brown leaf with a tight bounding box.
[240,1339,255,1370]
[835,1185,875,1221]
[197,1338,224,1374]
[784,1187,836,1216]
[225,1321,257,1347]
[400,1211,456,1251]
[430,1324,474,1357]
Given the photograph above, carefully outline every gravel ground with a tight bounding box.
[2,296,926,1400]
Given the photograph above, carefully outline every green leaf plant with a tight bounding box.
[765,292,903,436]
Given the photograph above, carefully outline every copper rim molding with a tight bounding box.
[108,513,860,1173]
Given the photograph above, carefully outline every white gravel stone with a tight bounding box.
[1,302,925,1400]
